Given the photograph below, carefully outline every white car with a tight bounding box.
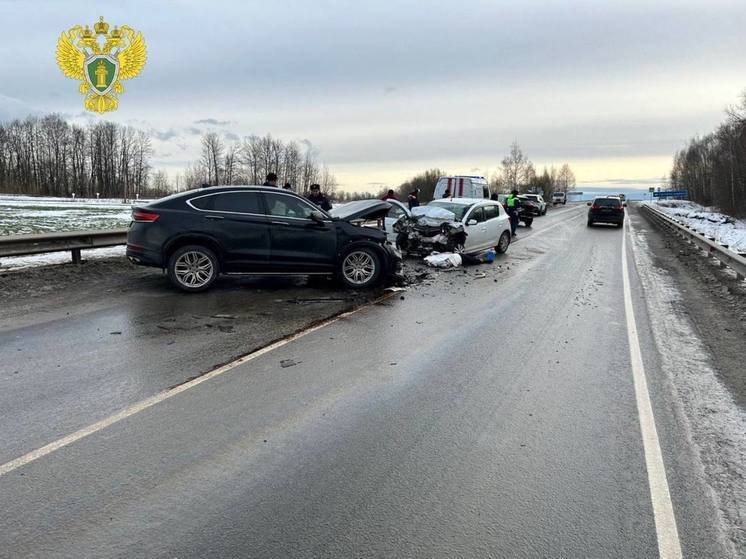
[427,198,512,254]
[383,199,410,243]
[522,194,547,215]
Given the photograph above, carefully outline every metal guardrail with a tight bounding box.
[640,203,746,281]
[0,229,128,264]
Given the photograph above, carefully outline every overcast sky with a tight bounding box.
[1,0,745,191]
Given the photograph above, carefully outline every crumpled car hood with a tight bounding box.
[330,199,392,222]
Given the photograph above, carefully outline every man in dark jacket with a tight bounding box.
[506,189,521,237]
[263,172,278,187]
[307,183,332,211]
[408,189,420,210]
[381,189,398,201]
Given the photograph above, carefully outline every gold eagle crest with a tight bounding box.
[57,17,147,113]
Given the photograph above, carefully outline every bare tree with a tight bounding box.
[501,141,531,190]
[201,132,224,185]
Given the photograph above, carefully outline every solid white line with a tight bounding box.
[623,220,683,559]
[0,295,392,477]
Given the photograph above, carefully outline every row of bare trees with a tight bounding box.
[493,141,576,199]
[187,132,337,196]
[670,93,746,217]
[0,114,159,200]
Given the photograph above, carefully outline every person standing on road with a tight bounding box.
[408,189,420,210]
[443,187,451,198]
[381,189,398,201]
[263,173,278,187]
[283,182,293,191]
[306,183,332,211]
[506,189,521,237]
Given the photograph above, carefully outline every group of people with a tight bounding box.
[262,172,332,211]
[381,188,420,210]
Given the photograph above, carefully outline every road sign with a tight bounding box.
[652,190,687,198]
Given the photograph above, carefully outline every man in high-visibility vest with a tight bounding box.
[506,189,521,237]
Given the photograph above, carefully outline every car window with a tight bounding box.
[265,193,316,219]
[190,192,263,214]
[594,198,621,207]
[468,206,485,223]
[388,204,406,219]
[483,204,499,220]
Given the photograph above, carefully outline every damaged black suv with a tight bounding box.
[126,187,401,292]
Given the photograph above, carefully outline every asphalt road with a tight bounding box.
[0,204,739,558]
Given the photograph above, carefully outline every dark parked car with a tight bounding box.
[497,194,533,227]
[587,196,625,227]
[126,186,401,292]
[517,195,541,217]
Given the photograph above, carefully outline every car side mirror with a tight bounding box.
[467,219,478,226]
[310,210,325,223]
[586,202,592,206]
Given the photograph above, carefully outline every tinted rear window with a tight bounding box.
[594,198,621,207]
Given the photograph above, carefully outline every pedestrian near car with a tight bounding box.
[283,182,293,190]
[443,188,451,198]
[408,189,420,210]
[307,183,332,211]
[381,189,398,201]
[263,172,278,187]
[506,189,521,237]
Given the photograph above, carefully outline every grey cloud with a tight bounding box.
[150,128,180,141]
[223,131,240,142]
[383,86,397,94]
[187,127,203,135]
[195,118,231,126]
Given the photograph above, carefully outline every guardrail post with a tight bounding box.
[71,248,82,265]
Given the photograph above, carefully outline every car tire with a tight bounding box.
[338,247,381,289]
[587,219,593,227]
[524,218,533,227]
[496,231,511,254]
[617,222,624,228]
[167,245,219,293]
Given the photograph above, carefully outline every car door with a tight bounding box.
[384,202,408,243]
[187,190,271,272]
[482,203,508,245]
[463,205,488,253]
[263,192,338,272]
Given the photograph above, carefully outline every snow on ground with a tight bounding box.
[0,246,126,272]
[643,200,746,255]
[0,195,137,236]
[0,195,138,270]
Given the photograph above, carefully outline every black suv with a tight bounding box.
[126,186,401,292]
[587,197,625,228]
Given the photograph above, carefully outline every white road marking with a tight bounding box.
[0,294,393,477]
[623,220,684,559]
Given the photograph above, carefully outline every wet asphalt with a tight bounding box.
[0,204,736,558]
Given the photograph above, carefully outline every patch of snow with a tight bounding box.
[643,200,746,254]
[0,246,126,271]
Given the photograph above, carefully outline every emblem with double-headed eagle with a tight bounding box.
[56,17,147,113]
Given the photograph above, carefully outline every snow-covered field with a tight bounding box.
[644,200,746,255]
[0,195,141,270]
[0,195,141,236]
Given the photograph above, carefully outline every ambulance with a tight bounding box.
[433,176,490,199]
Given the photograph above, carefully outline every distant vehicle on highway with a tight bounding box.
[126,186,402,292]
[552,192,566,205]
[587,196,626,228]
[427,198,512,254]
[433,176,490,199]
[521,194,547,215]
[618,193,626,202]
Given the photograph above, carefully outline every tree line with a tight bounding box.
[670,92,746,217]
[0,114,339,201]
[0,114,156,200]
[188,132,337,197]
[381,143,576,204]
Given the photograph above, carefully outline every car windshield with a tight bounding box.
[427,201,473,221]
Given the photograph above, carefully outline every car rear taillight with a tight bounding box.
[591,204,600,210]
[132,209,160,222]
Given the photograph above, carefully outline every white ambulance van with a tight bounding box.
[433,176,490,200]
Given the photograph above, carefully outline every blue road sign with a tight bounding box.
[653,190,688,198]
